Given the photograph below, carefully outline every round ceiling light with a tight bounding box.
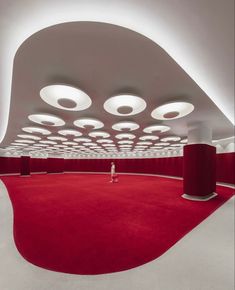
[119,144,132,147]
[39,140,57,145]
[54,145,68,148]
[154,142,170,146]
[28,114,65,127]
[143,125,170,134]
[11,143,28,146]
[33,144,48,147]
[139,135,159,141]
[151,102,194,120]
[97,139,113,143]
[73,137,92,143]
[83,142,97,146]
[17,134,41,140]
[58,129,82,137]
[14,139,35,144]
[22,127,51,135]
[104,95,146,116]
[115,133,136,140]
[118,140,134,144]
[112,121,140,131]
[62,141,78,146]
[40,84,92,111]
[74,118,104,130]
[102,144,116,147]
[161,136,181,142]
[180,138,188,144]
[136,141,152,145]
[89,131,110,138]
[170,144,184,147]
[47,136,68,141]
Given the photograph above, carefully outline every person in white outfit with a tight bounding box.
[110,162,116,182]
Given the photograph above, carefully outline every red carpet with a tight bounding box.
[1,173,234,275]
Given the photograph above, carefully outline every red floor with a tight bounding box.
[1,173,234,275]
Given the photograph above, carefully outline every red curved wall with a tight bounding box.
[0,153,234,184]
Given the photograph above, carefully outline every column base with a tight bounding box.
[182,192,217,201]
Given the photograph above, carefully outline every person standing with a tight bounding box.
[110,162,116,182]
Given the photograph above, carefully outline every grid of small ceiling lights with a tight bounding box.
[3,84,193,158]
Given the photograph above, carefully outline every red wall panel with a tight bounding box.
[47,158,64,173]
[0,154,234,184]
[0,157,21,174]
[20,156,30,176]
[64,157,183,177]
[216,153,235,184]
[30,158,47,172]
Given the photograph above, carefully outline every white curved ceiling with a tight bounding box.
[0,21,233,158]
[0,0,234,153]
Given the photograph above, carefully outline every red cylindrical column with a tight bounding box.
[182,124,217,201]
[182,144,217,200]
[20,156,31,176]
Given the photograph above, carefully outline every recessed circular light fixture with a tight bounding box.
[14,139,35,144]
[39,140,57,145]
[112,121,140,131]
[83,142,97,146]
[54,145,68,148]
[102,144,116,147]
[104,95,146,116]
[89,131,110,138]
[11,143,28,146]
[22,127,51,135]
[154,142,170,146]
[28,114,65,127]
[151,102,194,120]
[58,129,82,137]
[62,141,78,146]
[117,140,134,144]
[150,146,163,149]
[119,144,132,147]
[161,136,181,142]
[47,136,68,141]
[164,147,174,150]
[115,133,136,140]
[139,135,159,141]
[74,118,104,130]
[143,125,170,134]
[180,138,188,144]
[97,139,113,144]
[33,144,48,147]
[40,84,92,111]
[170,144,184,147]
[136,141,152,145]
[17,134,41,140]
[73,137,92,143]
